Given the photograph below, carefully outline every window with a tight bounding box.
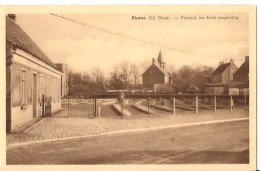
[39,75,43,99]
[21,70,26,105]
[53,79,55,102]
[57,79,60,102]
[47,77,50,97]
[57,79,59,102]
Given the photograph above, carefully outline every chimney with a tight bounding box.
[219,61,224,66]
[8,14,16,21]
[152,58,155,65]
[245,56,249,62]
[230,58,234,65]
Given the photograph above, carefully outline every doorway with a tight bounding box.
[32,73,38,118]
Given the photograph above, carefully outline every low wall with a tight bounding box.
[112,104,132,117]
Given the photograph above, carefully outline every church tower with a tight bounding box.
[157,50,166,69]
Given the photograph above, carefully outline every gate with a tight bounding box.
[42,95,52,117]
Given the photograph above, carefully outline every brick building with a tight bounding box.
[6,15,63,132]
[233,56,249,81]
[204,59,238,95]
[233,56,249,95]
[142,51,171,89]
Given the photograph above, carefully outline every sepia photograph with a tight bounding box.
[1,5,257,170]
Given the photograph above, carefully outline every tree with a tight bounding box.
[130,63,140,87]
[166,64,178,82]
[139,60,151,75]
[178,65,195,80]
[119,61,131,89]
[92,67,105,92]
[109,66,124,90]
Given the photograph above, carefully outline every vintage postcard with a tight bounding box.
[0,5,257,171]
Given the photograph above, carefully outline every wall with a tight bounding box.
[164,75,169,84]
[239,88,249,95]
[234,73,249,81]
[229,88,239,95]
[6,64,12,132]
[8,49,62,132]
[211,64,238,84]
[142,65,165,89]
[204,86,227,95]
[55,63,69,97]
[221,63,238,83]
[211,74,222,83]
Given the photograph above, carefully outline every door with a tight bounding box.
[32,73,38,118]
[39,75,43,117]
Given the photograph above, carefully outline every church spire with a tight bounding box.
[158,50,166,64]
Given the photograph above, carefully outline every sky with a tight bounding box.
[15,13,249,75]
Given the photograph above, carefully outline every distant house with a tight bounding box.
[204,59,238,95]
[6,15,63,132]
[142,51,171,89]
[233,56,249,95]
[233,56,249,81]
[55,63,69,97]
[186,85,200,94]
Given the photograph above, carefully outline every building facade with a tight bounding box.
[204,57,249,95]
[233,56,249,95]
[55,63,69,97]
[6,15,63,132]
[142,51,171,89]
[204,59,238,95]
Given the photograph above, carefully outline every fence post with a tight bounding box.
[173,97,175,116]
[214,96,217,112]
[68,97,70,117]
[93,95,95,117]
[95,95,97,117]
[195,96,198,114]
[244,95,247,111]
[148,97,150,116]
[230,95,233,111]
[121,99,123,119]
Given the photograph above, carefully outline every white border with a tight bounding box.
[0,2,258,170]
[0,0,258,5]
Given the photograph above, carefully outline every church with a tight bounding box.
[142,51,171,89]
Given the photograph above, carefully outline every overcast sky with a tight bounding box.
[15,13,248,74]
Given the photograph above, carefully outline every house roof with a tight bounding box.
[142,63,169,76]
[211,63,230,75]
[234,61,249,75]
[6,16,57,69]
[186,85,200,92]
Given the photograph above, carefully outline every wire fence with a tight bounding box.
[60,94,249,118]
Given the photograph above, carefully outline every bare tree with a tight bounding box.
[130,63,140,87]
[178,65,195,80]
[110,66,120,82]
[92,66,104,92]
[92,67,104,82]
[166,64,178,82]
[119,61,131,89]
[109,65,124,89]
[139,60,151,75]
